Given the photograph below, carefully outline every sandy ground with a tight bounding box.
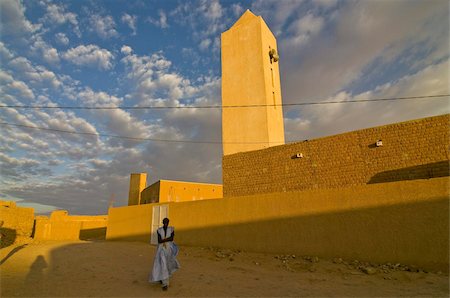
[1,239,448,297]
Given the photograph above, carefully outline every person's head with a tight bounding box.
[162,218,169,227]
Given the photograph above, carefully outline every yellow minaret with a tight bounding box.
[221,10,285,156]
[128,173,147,206]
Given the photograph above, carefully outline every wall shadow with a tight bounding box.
[368,161,449,184]
[79,227,107,241]
[109,197,449,273]
[0,228,17,248]
[0,244,28,265]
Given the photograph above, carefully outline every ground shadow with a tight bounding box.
[368,161,449,184]
[0,244,28,265]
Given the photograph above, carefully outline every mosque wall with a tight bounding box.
[106,177,449,271]
[223,114,450,197]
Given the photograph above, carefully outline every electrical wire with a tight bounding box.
[0,122,288,144]
[0,94,448,110]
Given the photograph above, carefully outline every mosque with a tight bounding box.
[1,10,448,272]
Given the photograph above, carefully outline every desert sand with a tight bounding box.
[1,239,448,297]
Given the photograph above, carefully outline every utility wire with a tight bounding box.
[0,122,287,144]
[0,94,448,110]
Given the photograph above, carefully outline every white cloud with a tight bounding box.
[252,0,304,35]
[55,32,69,45]
[285,13,324,47]
[231,3,244,17]
[199,38,211,51]
[205,0,223,20]
[8,56,61,88]
[10,80,35,99]
[62,45,114,70]
[147,10,168,29]
[171,1,226,38]
[0,72,35,100]
[0,0,41,38]
[279,0,449,102]
[313,0,338,8]
[120,45,133,55]
[121,13,137,35]
[89,14,118,39]
[42,2,80,36]
[31,36,61,64]
[285,59,450,142]
[0,41,14,61]
[0,154,38,168]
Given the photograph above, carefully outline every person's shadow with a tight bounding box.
[24,255,48,295]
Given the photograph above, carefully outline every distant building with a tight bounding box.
[127,173,222,205]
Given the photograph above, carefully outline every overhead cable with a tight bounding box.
[0,122,287,144]
[0,94,448,110]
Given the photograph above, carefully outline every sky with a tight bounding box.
[0,0,448,215]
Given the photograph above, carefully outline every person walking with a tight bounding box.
[149,218,180,291]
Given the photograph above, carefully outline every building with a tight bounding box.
[127,173,222,205]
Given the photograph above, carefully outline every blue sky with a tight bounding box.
[0,0,448,214]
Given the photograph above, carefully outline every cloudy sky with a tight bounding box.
[0,0,448,214]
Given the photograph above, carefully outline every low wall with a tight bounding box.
[106,204,153,242]
[0,201,34,247]
[34,210,108,241]
[106,178,449,271]
[223,114,450,197]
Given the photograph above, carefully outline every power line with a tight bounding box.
[0,122,286,145]
[0,94,448,110]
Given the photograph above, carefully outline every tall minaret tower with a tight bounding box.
[221,10,285,156]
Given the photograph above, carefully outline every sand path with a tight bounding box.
[1,240,448,297]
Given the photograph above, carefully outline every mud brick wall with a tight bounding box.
[223,114,449,197]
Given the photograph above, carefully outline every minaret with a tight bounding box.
[128,173,147,205]
[221,10,285,156]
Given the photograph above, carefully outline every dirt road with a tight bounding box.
[1,240,448,297]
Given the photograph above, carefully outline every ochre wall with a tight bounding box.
[221,10,284,155]
[106,178,449,271]
[223,114,450,197]
[141,180,223,204]
[33,210,108,241]
[0,201,34,247]
[106,203,153,242]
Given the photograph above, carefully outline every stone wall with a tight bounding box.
[223,114,449,197]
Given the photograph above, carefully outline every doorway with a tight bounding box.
[150,205,168,245]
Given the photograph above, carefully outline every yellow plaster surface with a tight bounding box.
[221,10,285,155]
[141,180,223,204]
[0,201,34,241]
[106,203,153,241]
[33,210,107,241]
[106,177,449,271]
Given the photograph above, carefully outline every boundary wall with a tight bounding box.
[34,210,107,241]
[223,114,449,197]
[107,177,449,271]
[0,201,34,247]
